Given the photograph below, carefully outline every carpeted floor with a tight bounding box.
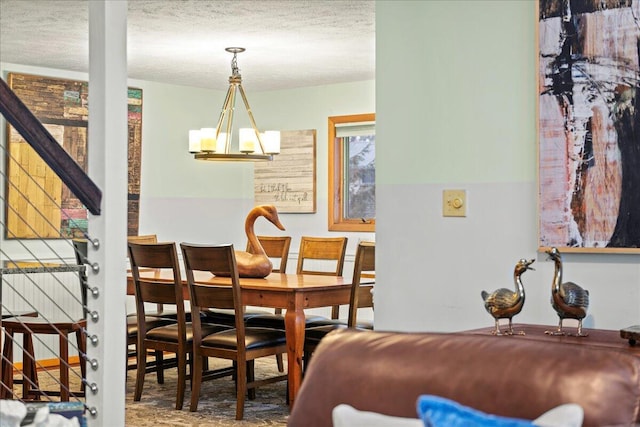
[124,357,290,426]
[7,357,290,426]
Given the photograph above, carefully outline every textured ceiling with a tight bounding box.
[0,0,375,91]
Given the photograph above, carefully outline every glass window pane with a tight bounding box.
[345,134,375,219]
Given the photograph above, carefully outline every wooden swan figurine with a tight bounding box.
[545,247,590,337]
[235,205,285,278]
[481,258,535,335]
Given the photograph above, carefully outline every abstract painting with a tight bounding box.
[538,0,640,252]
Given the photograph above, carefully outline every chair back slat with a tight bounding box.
[128,242,176,269]
[137,281,179,305]
[182,243,236,276]
[296,236,348,276]
[180,243,244,331]
[189,284,235,311]
[247,236,291,273]
[127,234,158,244]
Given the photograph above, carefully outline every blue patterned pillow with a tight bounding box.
[417,395,534,427]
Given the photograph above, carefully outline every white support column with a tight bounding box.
[86,1,128,425]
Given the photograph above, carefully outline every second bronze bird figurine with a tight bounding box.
[544,247,590,337]
[481,258,535,335]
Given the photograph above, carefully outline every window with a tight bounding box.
[328,114,375,232]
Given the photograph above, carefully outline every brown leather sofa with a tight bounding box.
[288,329,640,427]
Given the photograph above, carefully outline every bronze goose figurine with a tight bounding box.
[545,247,590,337]
[481,258,535,335]
[214,205,285,278]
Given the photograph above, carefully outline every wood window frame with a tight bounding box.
[328,113,375,232]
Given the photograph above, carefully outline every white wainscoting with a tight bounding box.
[1,265,84,363]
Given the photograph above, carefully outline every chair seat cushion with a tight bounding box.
[305,317,374,330]
[127,316,176,337]
[245,313,332,329]
[304,324,347,344]
[156,310,195,322]
[304,325,370,345]
[146,322,229,343]
[203,308,272,326]
[201,327,286,350]
[127,309,194,322]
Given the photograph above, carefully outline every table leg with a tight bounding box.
[60,333,69,401]
[284,297,305,408]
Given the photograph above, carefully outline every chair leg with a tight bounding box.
[331,305,340,319]
[175,351,186,410]
[189,354,204,412]
[235,358,246,420]
[126,346,131,373]
[59,332,70,401]
[247,360,256,400]
[275,354,284,372]
[155,350,164,384]
[22,332,38,400]
[134,343,148,402]
[303,349,313,375]
[76,329,86,393]
[285,377,290,406]
[1,330,15,399]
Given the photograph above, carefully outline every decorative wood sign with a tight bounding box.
[537,1,640,252]
[5,72,142,239]
[254,129,316,213]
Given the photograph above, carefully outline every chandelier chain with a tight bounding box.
[231,52,240,77]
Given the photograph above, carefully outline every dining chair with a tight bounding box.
[296,236,348,319]
[128,241,229,410]
[127,234,177,317]
[0,239,89,401]
[180,243,288,420]
[126,234,177,376]
[303,241,375,371]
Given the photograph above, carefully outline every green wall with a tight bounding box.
[377,0,536,185]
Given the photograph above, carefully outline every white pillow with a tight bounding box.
[332,403,584,427]
[533,404,583,427]
[332,404,422,427]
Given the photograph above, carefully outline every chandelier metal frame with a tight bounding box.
[194,47,276,162]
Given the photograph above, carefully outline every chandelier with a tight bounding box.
[189,47,280,161]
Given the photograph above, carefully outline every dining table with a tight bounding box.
[126,269,373,408]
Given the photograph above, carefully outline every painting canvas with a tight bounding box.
[538,0,640,252]
[5,73,142,239]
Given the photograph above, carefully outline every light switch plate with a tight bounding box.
[443,190,466,217]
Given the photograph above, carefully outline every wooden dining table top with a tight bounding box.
[126,269,362,296]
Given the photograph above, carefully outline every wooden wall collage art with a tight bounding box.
[5,72,142,239]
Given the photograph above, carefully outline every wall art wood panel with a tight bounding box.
[5,72,142,239]
[254,129,316,213]
[538,0,640,252]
